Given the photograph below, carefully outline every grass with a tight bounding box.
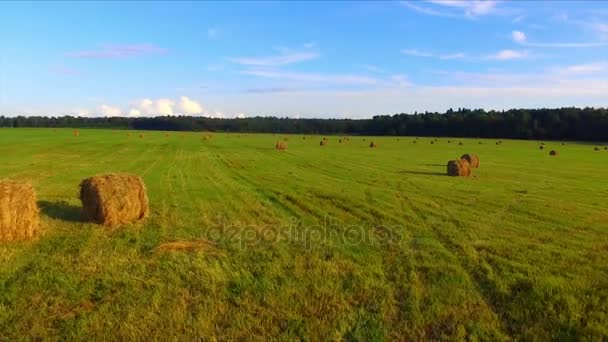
[0,128,607,340]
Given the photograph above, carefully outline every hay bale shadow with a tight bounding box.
[398,170,445,177]
[38,200,81,222]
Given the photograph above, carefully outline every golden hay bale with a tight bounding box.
[539,145,544,150]
[339,139,342,143]
[369,141,377,148]
[413,140,417,144]
[447,159,471,177]
[458,142,464,146]
[478,141,483,144]
[594,147,600,151]
[139,133,144,139]
[447,140,451,143]
[0,180,39,241]
[275,140,287,151]
[461,153,480,168]
[549,150,558,156]
[604,146,608,150]
[320,140,327,146]
[80,174,149,227]
[73,130,80,137]
[165,133,170,137]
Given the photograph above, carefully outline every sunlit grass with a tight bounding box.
[0,128,607,340]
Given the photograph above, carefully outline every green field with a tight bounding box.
[1,128,607,340]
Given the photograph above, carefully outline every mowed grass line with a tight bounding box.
[0,128,607,340]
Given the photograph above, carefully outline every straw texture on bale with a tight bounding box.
[80,174,149,227]
[447,159,471,177]
[0,180,39,241]
[460,153,480,168]
[549,150,558,156]
[275,140,287,151]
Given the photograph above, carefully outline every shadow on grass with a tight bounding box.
[398,170,445,176]
[38,200,82,222]
[418,163,444,167]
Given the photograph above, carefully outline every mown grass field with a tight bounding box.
[0,128,607,340]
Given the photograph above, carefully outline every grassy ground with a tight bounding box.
[0,128,607,340]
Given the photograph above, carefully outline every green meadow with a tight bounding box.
[0,128,607,340]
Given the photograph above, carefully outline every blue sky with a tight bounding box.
[2,1,608,118]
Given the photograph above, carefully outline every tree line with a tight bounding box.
[1,107,607,141]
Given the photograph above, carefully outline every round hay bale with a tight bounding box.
[458,142,463,146]
[73,130,80,137]
[539,145,544,150]
[275,140,287,151]
[80,174,149,227]
[447,159,471,177]
[430,141,434,145]
[413,140,417,144]
[139,134,144,139]
[549,150,558,156]
[447,140,451,143]
[0,180,39,241]
[594,147,600,151]
[478,141,483,144]
[369,141,377,148]
[604,146,608,150]
[461,153,480,168]
[320,140,327,146]
[339,139,342,143]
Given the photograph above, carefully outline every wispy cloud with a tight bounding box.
[402,0,500,19]
[486,49,529,60]
[242,69,379,85]
[512,30,608,48]
[402,49,466,60]
[52,64,81,77]
[554,62,607,75]
[67,44,167,58]
[228,51,320,67]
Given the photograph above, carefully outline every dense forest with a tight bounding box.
[1,107,608,141]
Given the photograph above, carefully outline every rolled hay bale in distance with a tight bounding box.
[80,174,149,227]
[275,140,287,151]
[539,145,544,150]
[461,153,480,168]
[73,130,80,137]
[320,140,328,146]
[139,133,144,139]
[369,141,377,148]
[458,142,464,146]
[594,147,600,151]
[0,180,39,241]
[447,159,471,177]
[549,150,558,156]
[604,146,608,150]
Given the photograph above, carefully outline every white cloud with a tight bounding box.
[486,49,528,60]
[236,112,247,118]
[512,30,527,43]
[228,51,320,66]
[133,98,174,115]
[403,0,500,18]
[128,108,141,116]
[402,49,466,60]
[178,96,204,114]
[99,104,121,117]
[556,62,607,75]
[242,69,380,85]
[512,30,607,48]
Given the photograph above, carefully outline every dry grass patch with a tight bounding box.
[80,173,149,227]
[0,180,39,241]
[154,239,222,255]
